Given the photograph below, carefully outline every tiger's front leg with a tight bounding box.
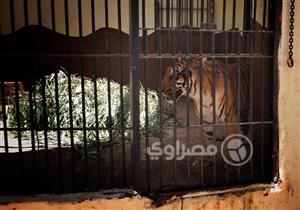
[225,102,240,136]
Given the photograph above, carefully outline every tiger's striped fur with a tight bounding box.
[161,57,249,139]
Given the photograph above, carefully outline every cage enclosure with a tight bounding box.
[0,0,279,195]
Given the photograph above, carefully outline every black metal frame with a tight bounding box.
[0,0,280,195]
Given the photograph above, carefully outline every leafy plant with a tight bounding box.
[7,69,172,146]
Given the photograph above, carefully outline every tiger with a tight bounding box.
[161,57,249,140]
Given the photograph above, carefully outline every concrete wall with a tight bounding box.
[0,0,266,36]
[0,0,299,209]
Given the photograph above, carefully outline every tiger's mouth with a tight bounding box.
[162,89,183,104]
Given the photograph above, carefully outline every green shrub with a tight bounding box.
[7,69,172,146]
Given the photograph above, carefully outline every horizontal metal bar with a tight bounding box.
[159,7,208,11]
[140,53,274,59]
[138,28,275,33]
[0,120,272,132]
[0,53,129,58]
[162,121,273,129]
[0,53,273,59]
[0,127,133,131]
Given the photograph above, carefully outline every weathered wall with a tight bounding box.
[0,0,266,36]
[0,0,299,209]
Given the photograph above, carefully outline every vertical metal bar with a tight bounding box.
[251,0,257,181]
[190,0,195,187]
[28,82,37,191]
[154,0,161,28]
[51,0,56,30]
[41,77,50,190]
[11,0,21,192]
[189,0,193,27]
[167,2,171,54]
[200,0,204,25]
[166,0,170,28]
[1,84,8,154]
[160,0,163,27]
[232,0,236,29]
[1,83,9,193]
[271,0,280,180]
[171,0,174,27]
[206,0,209,24]
[154,1,159,51]
[172,28,177,188]
[54,72,63,192]
[104,0,114,187]
[23,0,28,26]
[117,0,126,188]
[222,0,226,30]
[249,62,254,181]
[10,0,15,32]
[260,57,265,178]
[224,31,229,184]
[129,0,140,190]
[262,0,267,30]
[243,0,250,30]
[142,0,150,192]
[36,2,42,156]
[237,33,241,182]
[178,0,182,27]
[186,30,191,187]
[260,0,267,179]
[90,0,101,190]
[33,85,39,151]
[199,31,204,186]
[51,0,63,192]
[231,0,236,53]
[24,0,37,191]
[62,0,67,32]
[222,0,226,55]
[77,0,89,190]
[268,0,275,31]
[249,2,254,179]
[185,0,188,25]
[64,0,76,191]
[37,0,42,25]
[212,30,216,185]
[189,0,193,51]
[249,0,256,181]
[210,0,215,24]
[253,0,257,30]
[14,82,23,185]
[196,0,199,27]
[158,15,163,192]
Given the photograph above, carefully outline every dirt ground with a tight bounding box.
[0,99,272,195]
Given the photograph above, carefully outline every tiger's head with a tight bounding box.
[161,57,206,103]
